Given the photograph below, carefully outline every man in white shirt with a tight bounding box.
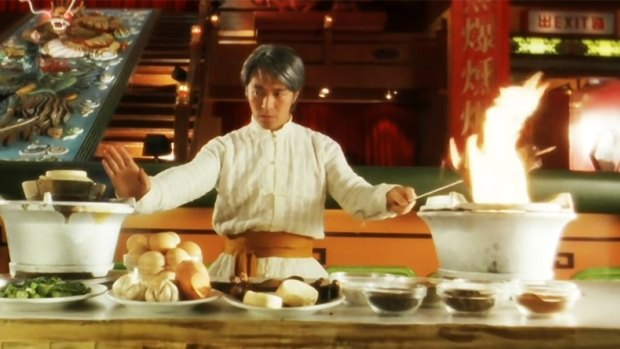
[103,44,417,280]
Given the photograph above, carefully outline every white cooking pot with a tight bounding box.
[0,195,134,278]
[418,196,576,281]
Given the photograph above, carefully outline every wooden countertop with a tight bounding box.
[0,281,618,348]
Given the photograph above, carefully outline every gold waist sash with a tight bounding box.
[224,231,314,277]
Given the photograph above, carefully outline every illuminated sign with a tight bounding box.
[528,10,615,36]
[511,36,620,57]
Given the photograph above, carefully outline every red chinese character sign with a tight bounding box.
[450,0,510,149]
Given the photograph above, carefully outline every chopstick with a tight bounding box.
[415,179,463,199]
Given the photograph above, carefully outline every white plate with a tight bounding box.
[223,295,345,317]
[106,290,222,312]
[0,283,107,311]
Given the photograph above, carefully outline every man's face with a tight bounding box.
[246,70,299,131]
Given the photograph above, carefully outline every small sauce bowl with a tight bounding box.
[437,279,501,314]
[512,280,581,317]
[363,281,427,316]
[329,272,397,306]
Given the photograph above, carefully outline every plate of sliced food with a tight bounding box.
[0,276,107,311]
[222,278,345,317]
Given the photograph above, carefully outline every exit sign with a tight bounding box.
[528,10,615,36]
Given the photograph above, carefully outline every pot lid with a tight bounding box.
[418,191,574,214]
[0,195,135,214]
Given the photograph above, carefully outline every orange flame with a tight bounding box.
[452,72,548,204]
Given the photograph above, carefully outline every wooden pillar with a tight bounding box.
[173,103,191,162]
[189,10,221,159]
[449,0,511,149]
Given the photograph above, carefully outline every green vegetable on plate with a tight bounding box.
[0,276,91,299]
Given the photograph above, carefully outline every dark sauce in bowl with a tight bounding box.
[442,289,496,313]
[368,292,421,312]
[365,286,426,314]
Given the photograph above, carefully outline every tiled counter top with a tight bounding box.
[0,281,618,348]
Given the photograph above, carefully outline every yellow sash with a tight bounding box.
[224,231,314,277]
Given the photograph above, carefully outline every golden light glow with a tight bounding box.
[218,30,255,38]
[319,87,330,98]
[190,25,202,44]
[210,14,220,28]
[324,15,333,29]
[218,39,257,45]
[453,72,548,204]
[191,25,202,35]
[176,82,190,105]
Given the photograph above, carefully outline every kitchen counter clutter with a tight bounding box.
[0,280,619,348]
[3,164,620,278]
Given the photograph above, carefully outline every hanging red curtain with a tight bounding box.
[366,118,415,166]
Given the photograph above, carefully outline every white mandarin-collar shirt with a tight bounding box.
[136,117,397,239]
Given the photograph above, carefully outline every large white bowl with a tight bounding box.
[0,198,134,278]
[418,208,575,280]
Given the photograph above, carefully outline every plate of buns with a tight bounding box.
[106,289,221,313]
[109,232,220,312]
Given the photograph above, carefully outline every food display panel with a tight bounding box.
[0,7,157,162]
